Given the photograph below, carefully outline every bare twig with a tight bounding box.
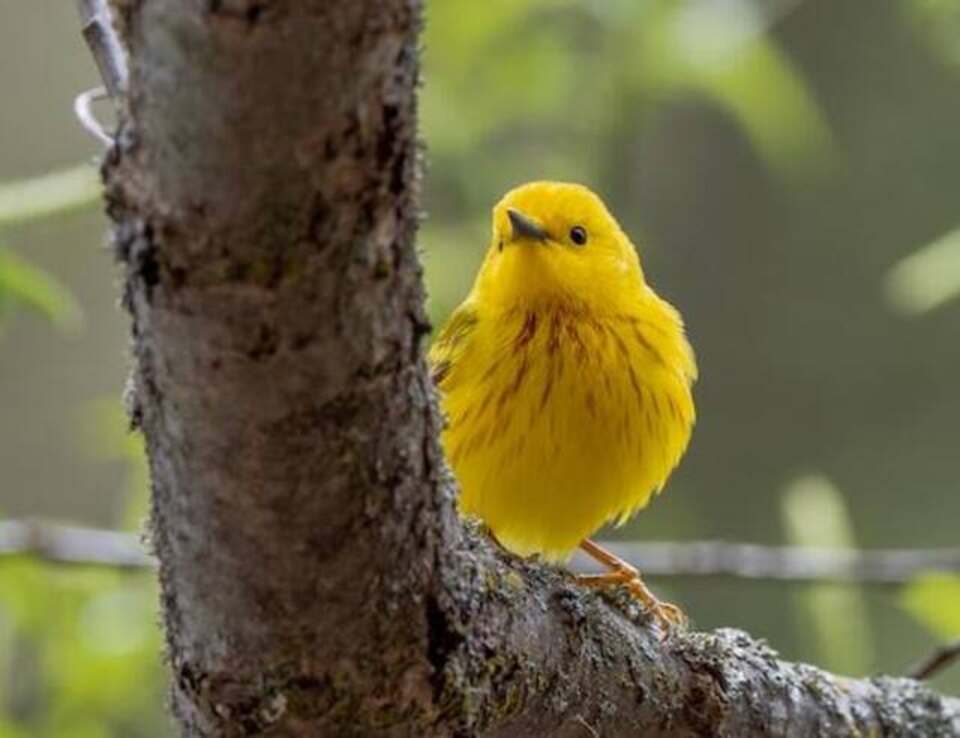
[576,540,960,584]
[74,86,113,146]
[0,519,152,569]
[74,0,127,145]
[76,0,127,98]
[3,519,958,584]
[910,640,960,681]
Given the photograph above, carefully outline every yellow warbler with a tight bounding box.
[430,182,697,627]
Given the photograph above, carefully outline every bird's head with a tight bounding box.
[473,181,646,313]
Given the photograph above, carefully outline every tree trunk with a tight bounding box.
[86,1,960,736]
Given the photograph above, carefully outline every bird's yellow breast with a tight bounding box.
[434,294,695,561]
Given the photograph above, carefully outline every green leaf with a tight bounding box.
[902,573,960,638]
[885,226,960,315]
[0,165,100,227]
[0,248,83,333]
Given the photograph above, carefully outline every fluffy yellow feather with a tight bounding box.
[430,181,697,564]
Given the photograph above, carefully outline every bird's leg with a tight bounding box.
[576,539,686,634]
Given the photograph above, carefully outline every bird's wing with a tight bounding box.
[428,301,479,390]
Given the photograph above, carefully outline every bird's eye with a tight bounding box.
[569,225,588,246]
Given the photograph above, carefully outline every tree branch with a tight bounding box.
[74,0,127,145]
[76,2,960,736]
[76,0,127,98]
[430,536,960,736]
[6,518,960,585]
[74,86,114,146]
[0,519,152,569]
[579,540,960,584]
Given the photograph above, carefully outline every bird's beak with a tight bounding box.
[507,208,549,243]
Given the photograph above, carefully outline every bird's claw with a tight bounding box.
[645,597,687,638]
[577,571,687,638]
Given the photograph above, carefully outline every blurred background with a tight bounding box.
[2,1,960,735]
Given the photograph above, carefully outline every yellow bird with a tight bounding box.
[429,181,697,628]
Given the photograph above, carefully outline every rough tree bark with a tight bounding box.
[84,1,960,736]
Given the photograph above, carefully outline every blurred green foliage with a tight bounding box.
[781,475,872,676]
[0,165,97,335]
[903,574,960,639]
[0,401,155,736]
[0,165,155,733]
[885,0,960,315]
[0,165,100,228]
[886,227,960,315]
[0,249,82,336]
[0,561,163,738]
[903,0,960,68]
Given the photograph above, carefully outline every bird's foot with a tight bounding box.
[576,539,686,637]
[576,570,686,635]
